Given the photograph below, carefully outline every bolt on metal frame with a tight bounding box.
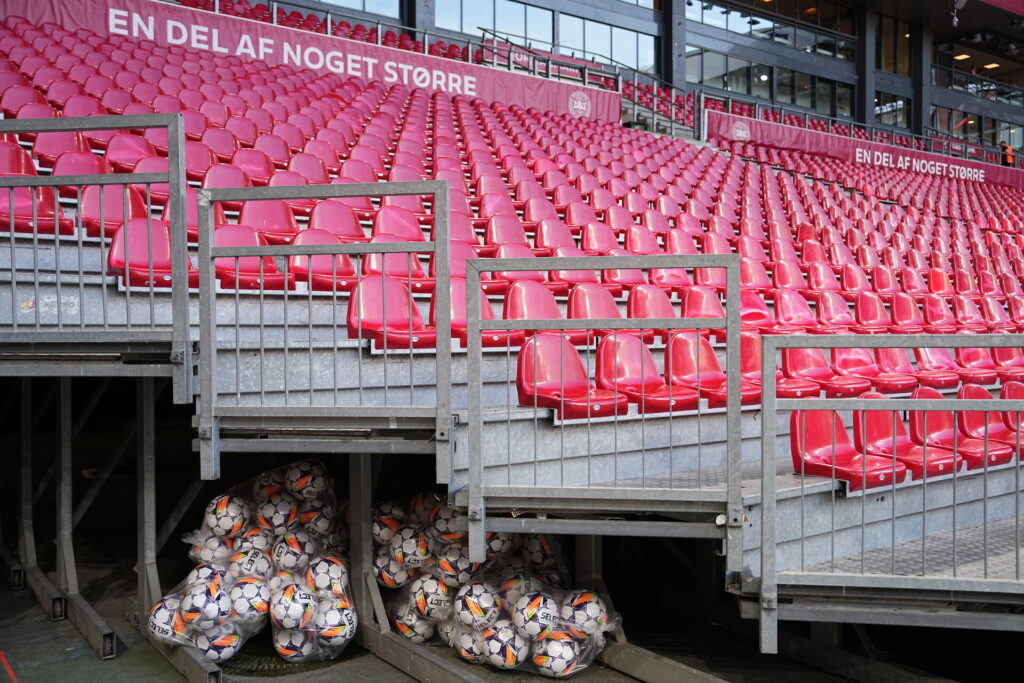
[196,180,451,480]
[758,333,1024,653]
[463,253,743,565]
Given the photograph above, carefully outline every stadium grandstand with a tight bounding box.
[1,0,1024,680]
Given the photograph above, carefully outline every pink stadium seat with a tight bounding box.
[503,280,587,345]
[213,224,295,291]
[0,173,73,234]
[107,218,198,288]
[567,282,647,342]
[596,333,698,414]
[790,409,907,491]
[875,347,959,390]
[682,286,727,342]
[831,347,917,394]
[664,332,760,407]
[431,278,525,348]
[238,199,300,244]
[308,200,366,243]
[955,345,1024,383]
[957,384,1023,454]
[517,334,629,420]
[362,234,434,293]
[914,347,998,386]
[78,184,147,238]
[782,348,871,397]
[347,275,436,350]
[853,392,962,479]
[287,229,357,292]
[908,386,1012,469]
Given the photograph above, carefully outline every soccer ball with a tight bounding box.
[429,505,466,545]
[305,555,349,597]
[234,526,275,553]
[407,493,439,526]
[180,581,231,632]
[204,495,249,538]
[314,599,358,648]
[485,531,517,559]
[370,502,406,546]
[273,530,317,571]
[252,469,286,501]
[482,618,529,669]
[390,603,434,644]
[267,570,304,593]
[269,583,317,630]
[285,460,328,500]
[433,543,479,587]
[185,563,228,591]
[499,573,545,610]
[532,633,580,678]
[435,616,459,647]
[512,592,560,641]
[256,495,300,536]
[521,534,557,567]
[454,624,487,664]
[409,574,451,620]
[560,591,607,639]
[273,628,317,662]
[147,596,187,644]
[188,535,234,564]
[299,497,335,536]
[373,545,410,588]
[193,623,242,663]
[454,582,501,629]
[228,549,273,580]
[229,577,270,623]
[389,526,431,568]
[322,522,350,553]
[533,566,566,588]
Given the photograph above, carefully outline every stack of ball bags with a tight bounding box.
[146,459,358,664]
[371,493,617,678]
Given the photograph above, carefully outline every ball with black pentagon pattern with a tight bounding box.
[180,581,231,632]
[532,632,580,678]
[269,583,317,630]
[560,590,608,639]
[314,598,358,648]
[228,576,270,623]
[373,544,410,588]
[512,592,560,641]
[389,525,431,568]
[482,618,529,669]
[203,494,249,538]
[285,460,328,500]
[256,495,300,537]
[433,543,480,587]
[273,627,316,662]
[193,622,242,663]
[454,582,501,629]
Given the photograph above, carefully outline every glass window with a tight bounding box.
[795,27,816,53]
[777,67,794,104]
[686,0,702,22]
[561,15,584,54]
[750,15,774,41]
[526,6,553,51]
[816,78,834,115]
[686,46,702,84]
[727,56,750,93]
[772,22,794,46]
[638,34,656,73]
[495,0,525,41]
[896,20,911,76]
[703,51,727,90]
[875,91,910,129]
[704,3,729,30]
[585,20,611,63]
[837,6,855,35]
[836,83,853,117]
[612,27,638,70]
[837,38,855,61]
[728,9,752,35]
[795,71,813,108]
[817,1,838,31]
[752,63,772,99]
[330,0,363,10]
[435,0,461,32]
[375,0,400,18]
[462,1,493,38]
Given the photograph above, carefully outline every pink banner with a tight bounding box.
[6,0,619,121]
[705,110,1024,190]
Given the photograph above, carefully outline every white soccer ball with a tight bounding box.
[252,469,286,501]
[428,505,466,545]
[454,582,501,629]
[305,555,349,597]
[273,627,317,662]
[147,596,187,644]
[512,592,560,641]
[229,577,270,623]
[185,562,228,590]
[314,599,358,648]
[483,618,529,669]
[389,526,431,568]
[371,502,406,546]
[521,534,557,567]
[273,529,317,571]
[267,570,303,593]
[391,602,435,644]
[285,460,328,500]
[256,495,300,536]
[409,573,452,620]
[193,622,242,663]
[532,633,580,678]
[188,534,234,564]
[299,497,335,536]
[560,590,608,639]
[269,583,317,630]
[433,543,479,587]
[322,522,350,554]
[228,549,273,580]
[407,493,440,526]
[234,526,275,553]
[454,624,487,664]
[485,531,517,559]
[180,581,231,632]
[436,616,459,647]
[498,572,545,610]
[373,545,410,588]
[204,495,249,538]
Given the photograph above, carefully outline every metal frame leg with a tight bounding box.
[55,378,121,660]
[137,378,160,610]
[19,378,65,620]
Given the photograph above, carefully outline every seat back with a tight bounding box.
[891,292,925,326]
[956,383,1003,439]
[363,233,428,279]
[214,225,279,275]
[347,275,425,334]
[107,218,174,275]
[774,289,816,327]
[596,333,665,393]
[308,200,364,241]
[287,229,355,281]
[682,285,725,320]
[852,391,911,453]
[999,381,1024,432]
[875,347,915,374]
[567,282,620,321]
[372,205,424,242]
[517,334,592,395]
[504,280,563,322]
[790,410,859,467]
[664,332,725,386]
[832,347,879,377]
[782,347,834,381]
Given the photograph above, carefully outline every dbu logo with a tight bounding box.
[568,91,592,118]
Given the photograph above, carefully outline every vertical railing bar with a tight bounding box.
[52,186,63,331]
[307,247,314,406]
[8,188,16,331]
[144,185,155,330]
[406,253,414,405]
[953,409,958,578]
[98,184,108,330]
[282,253,290,406]
[30,185,39,329]
[983,413,990,579]
[235,257,242,403]
[830,409,836,572]
[121,185,131,329]
[330,255,339,407]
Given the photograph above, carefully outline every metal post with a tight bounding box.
[724,259,743,576]
[197,190,220,481]
[466,260,486,564]
[348,454,375,629]
[137,378,160,611]
[759,336,779,654]
[167,113,190,403]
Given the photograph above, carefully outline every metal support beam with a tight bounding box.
[55,378,121,659]
[156,480,205,554]
[137,378,161,611]
[599,641,728,683]
[479,517,725,539]
[349,454,375,631]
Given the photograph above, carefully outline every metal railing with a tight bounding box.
[462,254,742,564]
[758,333,1024,653]
[933,64,1024,109]
[196,180,451,480]
[0,114,192,401]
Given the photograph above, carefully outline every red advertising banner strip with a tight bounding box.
[6,0,620,121]
[705,110,1024,190]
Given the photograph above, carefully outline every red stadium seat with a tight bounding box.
[790,409,907,491]
[287,229,357,292]
[664,332,760,407]
[782,348,871,397]
[596,333,698,414]
[957,384,1024,454]
[347,275,435,350]
[213,224,295,290]
[853,392,962,479]
[107,218,198,288]
[908,386,1012,469]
